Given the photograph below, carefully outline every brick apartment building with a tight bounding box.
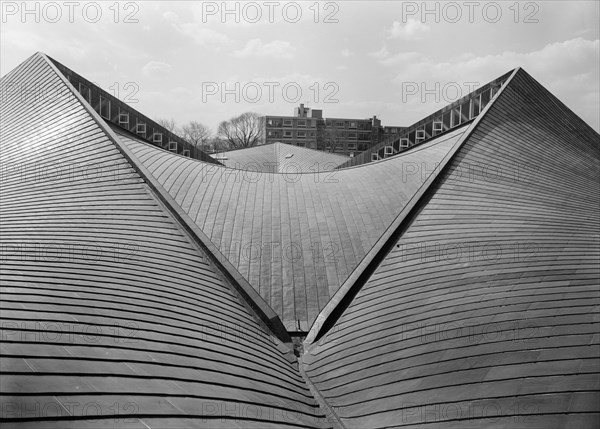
[263,104,405,156]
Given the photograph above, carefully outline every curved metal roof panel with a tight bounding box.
[301,68,600,429]
[212,142,350,173]
[0,53,330,429]
[117,126,467,331]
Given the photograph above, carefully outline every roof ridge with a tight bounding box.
[303,67,522,348]
[40,52,293,346]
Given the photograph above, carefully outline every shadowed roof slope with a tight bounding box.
[212,142,350,172]
[301,69,600,428]
[116,126,467,331]
[0,53,331,428]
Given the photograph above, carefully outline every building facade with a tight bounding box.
[263,104,404,156]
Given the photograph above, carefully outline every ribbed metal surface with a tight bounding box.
[301,69,600,428]
[116,127,467,331]
[212,142,350,172]
[0,53,329,428]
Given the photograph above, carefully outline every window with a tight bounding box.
[153,132,162,143]
[310,132,315,137]
[433,121,443,134]
[460,101,470,123]
[335,121,345,127]
[283,119,293,127]
[384,146,394,157]
[348,132,357,138]
[267,119,274,126]
[297,120,306,127]
[400,138,409,148]
[348,143,357,151]
[78,83,91,103]
[451,106,462,127]
[425,122,433,138]
[491,85,500,98]
[118,109,129,126]
[416,129,426,142]
[182,150,190,157]
[442,112,451,130]
[296,142,305,147]
[349,121,357,128]
[371,153,379,161]
[168,141,177,152]
[297,131,306,138]
[471,96,481,119]
[481,90,491,111]
[99,96,110,119]
[136,120,146,135]
[283,130,292,138]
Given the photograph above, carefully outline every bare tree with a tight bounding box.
[209,136,229,152]
[156,118,178,134]
[217,112,264,149]
[181,121,211,150]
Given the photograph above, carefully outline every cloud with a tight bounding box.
[369,45,390,60]
[162,11,179,22]
[379,51,426,66]
[389,38,599,84]
[387,38,599,131]
[177,24,230,46]
[341,48,354,58]
[163,12,230,47]
[233,39,295,59]
[387,19,430,40]
[142,61,172,79]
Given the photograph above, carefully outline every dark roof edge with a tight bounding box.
[40,52,292,346]
[303,67,522,349]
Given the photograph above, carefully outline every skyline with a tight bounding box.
[1,1,599,133]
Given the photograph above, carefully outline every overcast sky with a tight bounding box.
[2,1,599,132]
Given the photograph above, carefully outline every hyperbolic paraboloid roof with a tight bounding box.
[211,142,350,173]
[1,52,599,428]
